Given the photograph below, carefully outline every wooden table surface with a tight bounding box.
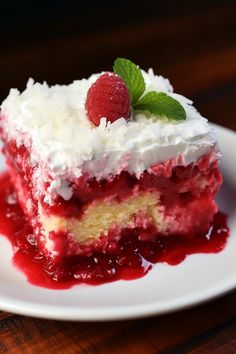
[0,1,236,353]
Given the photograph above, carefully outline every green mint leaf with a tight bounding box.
[134,91,186,121]
[113,58,145,105]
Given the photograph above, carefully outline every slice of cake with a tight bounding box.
[0,58,222,271]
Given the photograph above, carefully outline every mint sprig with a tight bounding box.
[134,91,186,121]
[114,58,145,105]
[113,58,186,121]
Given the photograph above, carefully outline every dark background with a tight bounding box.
[1,0,235,132]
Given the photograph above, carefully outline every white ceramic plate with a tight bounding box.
[0,123,235,321]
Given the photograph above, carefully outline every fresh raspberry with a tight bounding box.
[85,72,131,126]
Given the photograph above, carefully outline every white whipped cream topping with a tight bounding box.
[0,69,217,203]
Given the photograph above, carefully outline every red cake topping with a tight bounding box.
[85,72,131,126]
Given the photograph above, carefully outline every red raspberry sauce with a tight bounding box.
[0,172,229,290]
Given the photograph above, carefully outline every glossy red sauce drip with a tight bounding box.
[0,172,229,290]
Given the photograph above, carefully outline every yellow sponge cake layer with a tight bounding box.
[39,191,165,246]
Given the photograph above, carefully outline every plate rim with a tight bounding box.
[0,274,236,321]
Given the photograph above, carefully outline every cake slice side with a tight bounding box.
[0,62,222,266]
